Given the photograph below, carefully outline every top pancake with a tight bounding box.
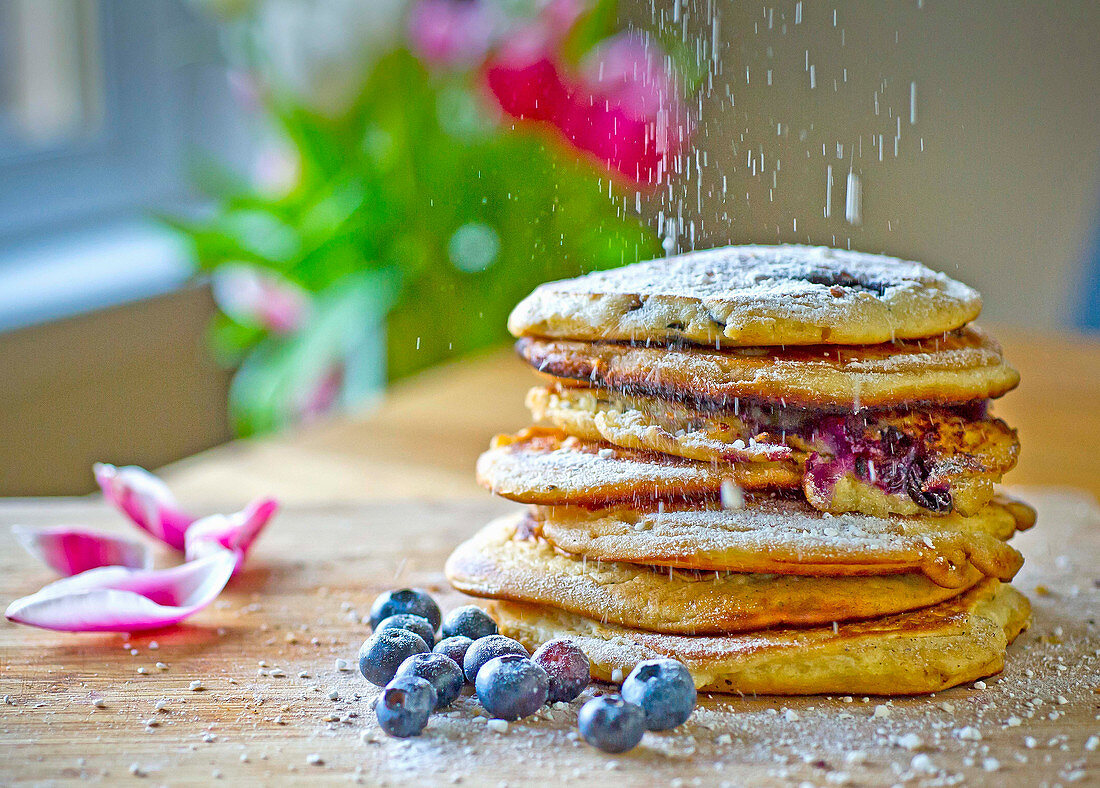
[508,245,982,347]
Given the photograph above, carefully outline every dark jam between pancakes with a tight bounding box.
[735,400,996,513]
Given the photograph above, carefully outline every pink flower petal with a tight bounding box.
[485,31,574,124]
[581,33,681,124]
[294,364,345,424]
[12,526,152,576]
[4,550,237,632]
[211,263,311,335]
[93,463,194,551]
[185,498,279,573]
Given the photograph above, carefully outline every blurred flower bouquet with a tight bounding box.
[176,0,692,435]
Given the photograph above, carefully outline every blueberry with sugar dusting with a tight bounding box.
[358,628,430,687]
[369,588,442,632]
[621,658,696,730]
[475,654,548,721]
[532,638,590,703]
[434,635,474,668]
[577,694,646,753]
[374,675,437,738]
[375,613,436,648]
[462,634,529,683]
[394,652,464,709]
[441,605,498,641]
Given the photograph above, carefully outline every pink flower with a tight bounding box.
[580,33,681,126]
[185,498,280,573]
[484,30,573,124]
[294,363,346,424]
[485,25,689,184]
[559,99,662,182]
[94,464,195,552]
[211,263,311,335]
[4,550,237,632]
[12,526,152,576]
[408,0,498,70]
[562,33,689,183]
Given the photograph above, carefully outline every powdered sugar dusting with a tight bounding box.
[534,245,965,301]
[446,515,983,633]
[537,496,1025,586]
[476,429,768,504]
[519,324,1020,409]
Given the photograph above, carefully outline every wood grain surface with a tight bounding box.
[1,490,1097,786]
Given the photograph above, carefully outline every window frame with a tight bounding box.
[0,0,237,245]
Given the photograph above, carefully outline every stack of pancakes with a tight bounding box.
[447,245,1033,695]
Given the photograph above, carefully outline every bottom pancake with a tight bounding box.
[445,515,983,634]
[489,579,1030,695]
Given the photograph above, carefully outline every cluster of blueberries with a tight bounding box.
[356,588,697,753]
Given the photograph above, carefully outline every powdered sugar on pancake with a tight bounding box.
[533,246,953,300]
[475,427,800,506]
[518,325,1019,408]
[509,244,982,347]
[525,386,791,462]
[535,496,1030,588]
[488,579,1029,694]
[445,515,983,634]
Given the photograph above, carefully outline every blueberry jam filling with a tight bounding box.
[804,414,954,512]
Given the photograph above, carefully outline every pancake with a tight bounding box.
[518,325,1019,410]
[480,420,1018,517]
[534,496,1032,588]
[476,427,801,507]
[508,245,983,347]
[445,515,983,635]
[488,579,1030,695]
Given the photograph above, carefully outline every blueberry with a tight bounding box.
[434,636,474,668]
[905,457,953,512]
[375,613,436,648]
[374,675,437,738]
[441,605,498,641]
[394,652,464,709]
[532,638,590,703]
[358,628,430,687]
[462,635,528,683]
[474,654,549,721]
[621,659,696,730]
[577,694,646,753]
[370,588,442,631]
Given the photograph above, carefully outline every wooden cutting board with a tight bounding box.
[1,490,1098,786]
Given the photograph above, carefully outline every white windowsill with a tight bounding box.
[0,220,195,333]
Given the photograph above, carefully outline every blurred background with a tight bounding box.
[1,0,1097,496]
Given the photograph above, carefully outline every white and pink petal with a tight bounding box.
[4,550,237,632]
[93,463,194,551]
[12,526,152,576]
[184,498,279,572]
